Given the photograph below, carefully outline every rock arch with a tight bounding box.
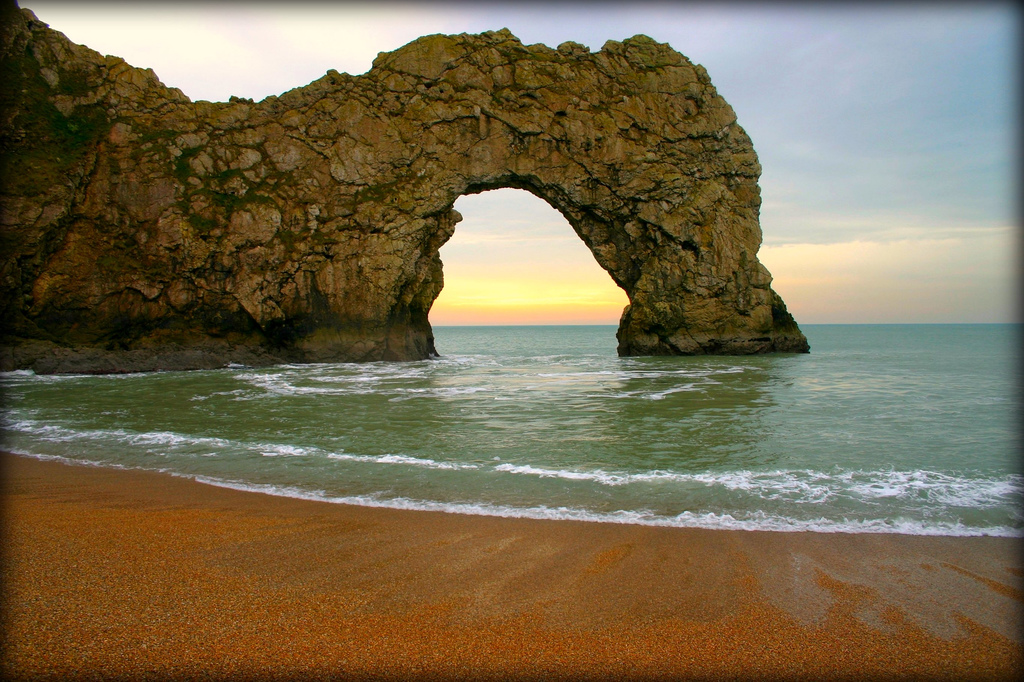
[0,9,808,373]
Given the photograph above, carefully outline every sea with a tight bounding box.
[1,324,1020,536]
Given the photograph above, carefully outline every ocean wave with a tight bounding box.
[0,369,96,382]
[4,445,1020,537]
[234,368,493,400]
[0,369,37,378]
[490,463,1023,508]
[182,473,1024,537]
[190,389,252,401]
[2,418,236,453]
[2,418,128,443]
[6,415,1019,512]
[4,449,139,470]
[642,384,704,400]
[387,386,491,401]
[533,366,753,382]
[258,444,316,457]
[839,470,1021,508]
[327,451,480,470]
[3,417,486,472]
[225,358,760,401]
[235,373,366,396]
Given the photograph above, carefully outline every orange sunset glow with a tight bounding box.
[429,189,629,326]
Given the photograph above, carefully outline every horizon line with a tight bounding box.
[430,321,1020,327]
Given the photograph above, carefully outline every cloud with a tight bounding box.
[759,228,1019,323]
[22,1,459,101]
[447,189,581,245]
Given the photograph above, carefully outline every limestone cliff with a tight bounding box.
[0,5,808,374]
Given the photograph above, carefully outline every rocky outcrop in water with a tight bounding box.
[0,5,808,373]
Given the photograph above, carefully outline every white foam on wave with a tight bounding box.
[235,365,486,400]
[129,431,235,450]
[533,366,749,383]
[327,451,479,470]
[258,444,315,457]
[432,354,502,368]
[5,449,136,470]
[375,454,479,470]
[600,383,720,400]
[4,446,1020,537]
[839,470,1021,508]
[3,418,241,455]
[490,462,1024,508]
[536,370,619,379]
[236,372,362,396]
[387,386,490,402]
[4,417,314,460]
[643,384,703,400]
[190,389,252,402]
[3,415,483,472]
[182,473,1024,537]
[0,369,98,383]
[0,369,38,378]
[7,413,1020,513]
[311,375,381,385]
[3,418,132,444]
[494,462,612,481]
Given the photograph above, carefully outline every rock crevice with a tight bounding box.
[0,7,808,374]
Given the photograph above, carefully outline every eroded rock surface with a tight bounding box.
[0,6,808,373]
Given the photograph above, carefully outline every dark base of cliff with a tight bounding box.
[0,316,441,375]
[2,327,806,376]
[0,340,291,375]
[616,333,810,357]
[0,339,438,376]
[769,333,812,354]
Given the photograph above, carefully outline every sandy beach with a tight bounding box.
[1,451,1020,680]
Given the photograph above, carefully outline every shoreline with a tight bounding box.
[2,451,1022,679]
[8,450,1021,539]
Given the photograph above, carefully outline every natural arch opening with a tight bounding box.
[428,189,630,336]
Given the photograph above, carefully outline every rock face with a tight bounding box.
[0,6,808,374]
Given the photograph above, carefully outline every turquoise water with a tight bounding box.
[1,324,1020,535]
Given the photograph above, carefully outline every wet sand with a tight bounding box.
[1,451,1021,680]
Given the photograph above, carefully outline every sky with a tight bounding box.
[19,1,1020,325]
